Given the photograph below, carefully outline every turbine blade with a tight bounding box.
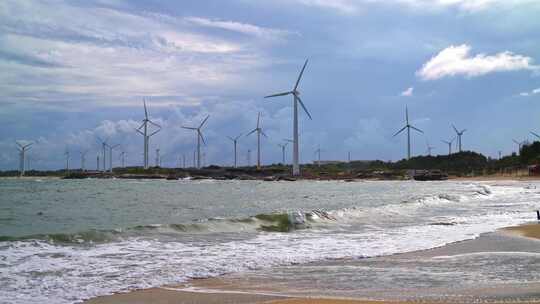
[261,130,268,138]
[135,128,145,136]
[143,98,148,119]
[199,131,207,145]
[531,131,540,139]
[246,129,257,136]
[405,106,409,124]
[199,115,210,128]
[296,96,312,120]
[235,133,243,141]
[149,120,161,129]
[182,126,197,130]
[265,91,292,98]
[149,129,161,137]
[461,129,467,134]
[393,126,407,137]
[227,136,234,141]
[410,125,424,133]
[294,59,309,91]
[452,124,459,134]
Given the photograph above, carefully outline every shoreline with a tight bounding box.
[84,223,540,304]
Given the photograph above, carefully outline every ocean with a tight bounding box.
[1,178,539,303]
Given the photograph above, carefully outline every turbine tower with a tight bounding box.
[119,151,126,168]
[246,112,267,170]
[227,133,242,168]
[64,148,70,175]
[265,59,312,176]
[278,142,289,164]
[393,106,423,160]
[108,144,119,172]
[136,98,161,170]
[80,150,89,172]
[96,137,108,173]
[314,145,322,167]
[441,137,455,156]
[16,141,33,177]
[182,115,209,169]
[452,124,467,152]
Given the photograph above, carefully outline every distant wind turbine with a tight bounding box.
[246,112,267,170]
[314,145,322,167]
[425,140,435,156]
[136,98,161,170]
[393,106,423,160]
[119,151,127,168]
[265,59,312,176]
[441,137,455,156]
[513,139,526,155]
[452,124,467,152]
[96,137,109,173]
[64,148,70,175]
[182,115,209,169]
[278,142,289,164]
[227,133,242,168]
[80,150,89,172]
[108,144,120,172]
[16,141,33,177]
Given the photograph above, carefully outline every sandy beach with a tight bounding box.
[84,223,540,304]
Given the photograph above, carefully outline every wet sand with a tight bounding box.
[84,224,540,304]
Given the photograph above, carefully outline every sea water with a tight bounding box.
[0,178,539,303]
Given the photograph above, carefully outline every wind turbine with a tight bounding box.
[425,140,435,156]
[452,124,467,152]
[16,141,33,177]
[513,139,525,155]
[64,148,70,175]
[530,131,540,140]
[314,145,322,167]
[136,98,161,170]
[265,59,312,176]
[441,137,455,156]
[393,106,423,160]
[80,150,89,172]
[119,151,127,168]
[227,133,242,168]
[278,142,289,164]
[155,148,160,167]
[182,115,209,169]
[108,144,120,172]
[96,137,109,173]
[246,112,267,170]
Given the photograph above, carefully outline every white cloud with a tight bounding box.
[416,44,537,80]
[519,88,540,97]
[401,87,414,97]
[184,17,294,40]
[287,0,537,13]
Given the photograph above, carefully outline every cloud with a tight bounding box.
[0,1,288,109]
[401,87,414,97]
[286,0,536,13]
[184,17,294,40]
[416,44,537,80]
[519,88,540,97]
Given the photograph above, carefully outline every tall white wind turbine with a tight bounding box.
[452,124,467,152]
[246,112,267,170]
[393,106,423,160]
[227,133,243,168]
[513,139,526,155]
[80,150,89,172]
[136,98,161,170]
[16,141,33,177]
[182,115,209,169]
[265,59,312,176]
[425,140,435,156]
[96,137,109,173]
[64,148,70,175]
[314,145,322,167]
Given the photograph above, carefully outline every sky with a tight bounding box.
[1,0,540,170]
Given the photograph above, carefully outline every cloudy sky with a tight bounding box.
[1,0,540,170]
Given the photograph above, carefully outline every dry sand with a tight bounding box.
[504,222,540,239]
